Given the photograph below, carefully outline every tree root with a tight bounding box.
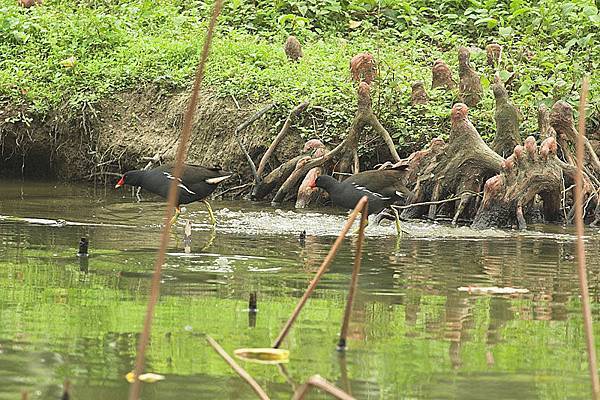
[490,75,521,157]
[473,136,567,229]
[271,80,401,204]
[400,103,502,223]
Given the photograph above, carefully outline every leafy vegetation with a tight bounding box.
[0,0,598,156]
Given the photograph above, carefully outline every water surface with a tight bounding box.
[0,179,599,399]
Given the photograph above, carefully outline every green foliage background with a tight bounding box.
[0,0,598,155]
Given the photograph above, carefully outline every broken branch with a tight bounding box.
[256,101,309,179]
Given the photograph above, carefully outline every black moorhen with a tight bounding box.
[310,166,410,213]
[309,166,412,233]
[115,164,231,224]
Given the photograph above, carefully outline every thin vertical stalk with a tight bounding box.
[337,199,368,351]
[272,196,369,349]
[574,75,600,400]
[127,2,224,399]
[206,336,270,400]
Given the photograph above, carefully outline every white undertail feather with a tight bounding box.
[205,175,232,184]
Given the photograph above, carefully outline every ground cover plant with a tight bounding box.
[0,0,597,157]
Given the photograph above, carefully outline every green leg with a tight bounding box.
[353,212,368,235]
[203,200,216,226]
[393,207,402,238]
[169,206,181,226]
[391,207,412,237]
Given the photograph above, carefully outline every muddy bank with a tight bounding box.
[0,85,304,185]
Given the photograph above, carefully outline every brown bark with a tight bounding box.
[550,100,600,225]
[284,36,303,62]
[472,100,600,229]
[271,82,401,204]
[19,0,42,7]
[256,101,309,177]
[295,167,323,208]
[400,103,503,223]
[491,76,521,157]
[473,136,569,229]
[251,155,305,200]
[458,47,483,107]
[350,52,377,84]
[538,104,555,140]
[486,44,502,67]
[410,81,429,105]
[431,59,456,90]
[550,100,600,175]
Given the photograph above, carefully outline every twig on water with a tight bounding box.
[291,375,355,400]
[127,2,224,399]
[206,336,270,400]
[273,196,368,349]
[214,182,252,198]
[390,191,482,210]
[85,171,123,179]
[574,75,600,400]
[337,199,368,351]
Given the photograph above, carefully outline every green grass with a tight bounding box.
[0,0,598,154]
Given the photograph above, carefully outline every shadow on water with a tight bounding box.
[0,179,599,399]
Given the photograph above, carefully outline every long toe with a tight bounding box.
[373,210,395,225]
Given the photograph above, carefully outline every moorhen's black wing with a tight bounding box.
[345,166,410,199]
[180,165,231,204]
[314,166,409,215]
[142,164,231,205]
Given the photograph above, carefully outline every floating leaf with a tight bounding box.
[234,348,289,364]
[125,372,136,383]
[139,373,165,383]
[125,371,165,383]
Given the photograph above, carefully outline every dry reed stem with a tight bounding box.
[272,196,369,348]
[291,375,356,400]
[574,76,600,400]
[127,1,224,399]
[206,336,270,400]
[337,199,368,350]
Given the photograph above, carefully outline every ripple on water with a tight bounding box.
[185,208,582,241]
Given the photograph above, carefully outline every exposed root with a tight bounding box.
[491,75,522,157]
[431,59,456,90]
[401,103,502,222]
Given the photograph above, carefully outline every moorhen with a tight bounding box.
[115,164,231,225]
[309,166,412,233]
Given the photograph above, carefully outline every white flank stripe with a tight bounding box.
[352,183,390,200]
[178,183,196,194]
[163,172,196,194]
